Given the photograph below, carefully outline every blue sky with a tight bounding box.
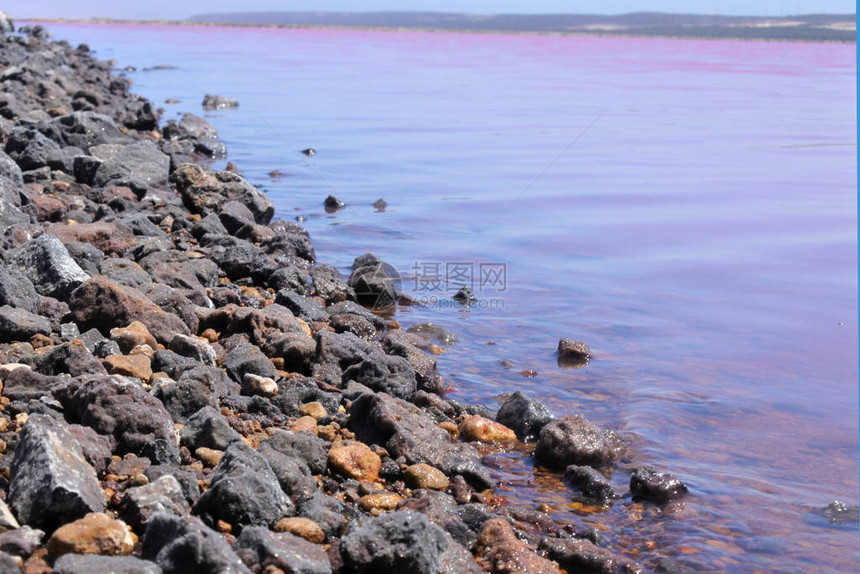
[17,1,856,20]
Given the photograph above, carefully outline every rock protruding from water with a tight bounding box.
[496,391,555,442]
[630,466,688,503]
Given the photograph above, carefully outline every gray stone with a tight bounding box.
[0,264,39,313]
[0,305,51,342]
[52,554,163,574]
[93,141,170,190]
[342,353,417,400]
[8,414,105,531]
[168,334,216,367]
[221,343,277,387]
[179,406,241,451]
[235,527,331,574]
[121,475,190,530]
[100,258,154,291]
[141,512,249,574]
[496,391,555,442]
[0,526,43,557]
[9,234,90,300]
[534,414,622,469]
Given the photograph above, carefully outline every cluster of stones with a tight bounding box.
[0,19,687,574]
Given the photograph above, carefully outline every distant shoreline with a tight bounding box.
[19,16,857,44]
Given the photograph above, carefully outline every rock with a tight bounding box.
[358,493,403,512]
[452,286,476,306]
[100,258,153,291]
[327,441,382,483]
[47,513,135,559]
[0,526,44,558]
[0,306,51,342]
[534,414,621,468]
[144,466,201,506]
[273,517,326,544]
[348,253,400,309]
[51,112,132,149]
[9,234,90,300]
[110,321,158,354]
[0,10,13,32]
[120,475,190,531]
[341,510,479,574]
[564,465,618,503]
[202,94,239,110]
[52,554,163,574]
[257,444,316,500]
[141,512,250,574]
[309,265,354,305]
[403,464,451,491]
[476,518,561,574]
[193,441,294,532]
[496,391,555,442]
[195,447,223,467]
[539,537,618,574]
[222,343,276,386]
[235,526,331,573]
[275,289,328,322]
[458,415,517,443]
[103,354,152,381]
[557,338,591,368]
[629,466,688,503]
[68,277,190,345]
[4,127,65,171]
[45,221,137,257]
[297,493,359,540]
[406,323,457,345]
[8,414,105,532]
[822,500,860,524]
[268,266,313,296]
[0,265,40,313]
[53,374,179,459]
[178,406,242,451]
[399,491,475,549]
[0,499,19,532]
[36,339,107,377]
[243,373,278,397]
[342,353,417,400]
[168,334,216,367]
[261,430,328,475]
[170,164,273,224]
[349,393,493,490]
[323,195,344,211]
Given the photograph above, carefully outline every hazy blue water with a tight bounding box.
[34,22,857,571]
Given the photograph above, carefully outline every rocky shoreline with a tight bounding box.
[0,19,688,574]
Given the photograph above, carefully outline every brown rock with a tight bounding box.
[68,277,190,345]
[47,513,136,559]
[31,194,68,223]
[328,441,382,483]
[358,492,403,512]
[195,447,224,467]
[102,354,152,381]
[110,321,158,353]
[438,421,459,442]
[290,416,317,433]
[557,338,590,368]
[45,222,137,257]
[403,463,450,491]
[273,517,326,543]
[299,401,327,420]
[477,518,561,574]
[458,415,517,443]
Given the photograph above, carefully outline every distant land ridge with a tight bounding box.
[186,11,856,42]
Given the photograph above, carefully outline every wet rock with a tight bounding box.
[54,374,178,459]
[323,195,344,211]
[141,512,249,574]
[822,500,860,524]
[47,513,135,559]
[0,306,51,342]
[534,414,621,468]
[52,554,163,574]
[496,391,555,442]
[68,277,190,345]
[349,393,493,489]
[179,406,242,451]
[476,518,561,574]
[202,94,239,110]
[458,415,517,443]
[236,526,331,573]
[170,164,273,224]
[399,491,475,549]
[120,475,190,531]
[328,440,382,483]
[539,537,618,574]
[8,414,105,532]
[193,441,294,532]
[452,286,476,306]
[558,338,591,368]
[348,253,400,309]
[0,526,43,558]
[382,330,445,395]
[629,466,688,503]
[9,234,90,300]
[564,465,618,503]
[342,353,417,400]
[403,463,451,491]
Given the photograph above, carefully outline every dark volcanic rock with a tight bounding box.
[558,338,591,368]
[347,252,400,309]
[539,537,618,574]
[0,526,43,558]
[193,441,294,532]
[0,264,40,313]
[629,466,688,503]
[9,234,90,300]
[309,265,354,305]
[68,276,190,345]
[8,414,105,532]
[52,554,163,574]
[564,465,618,503]
[0,305,51,342]
[170,163,273,224]
[121,475,190,530]
[534,414,621,468]
[349,393,493,489]
[342,353,418,400]
[275,289,328,322]
[178,406,242,451]
[496,391,555,442]
[221,343,277,387]
[50,112,132,149]
[141,512,250,574]
[236,526,331,574]
[382,330,445,395]
[100,257,153,291]
[341,510,479,574]
[54,374,179,459]
[297,493,359,540]
[261,430,329,475]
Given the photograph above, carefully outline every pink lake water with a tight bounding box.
[31,21,858,572]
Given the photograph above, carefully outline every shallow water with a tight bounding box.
[32,21,858,572]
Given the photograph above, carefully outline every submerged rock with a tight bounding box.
[629,466,688,503]
[534,414,621,468]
